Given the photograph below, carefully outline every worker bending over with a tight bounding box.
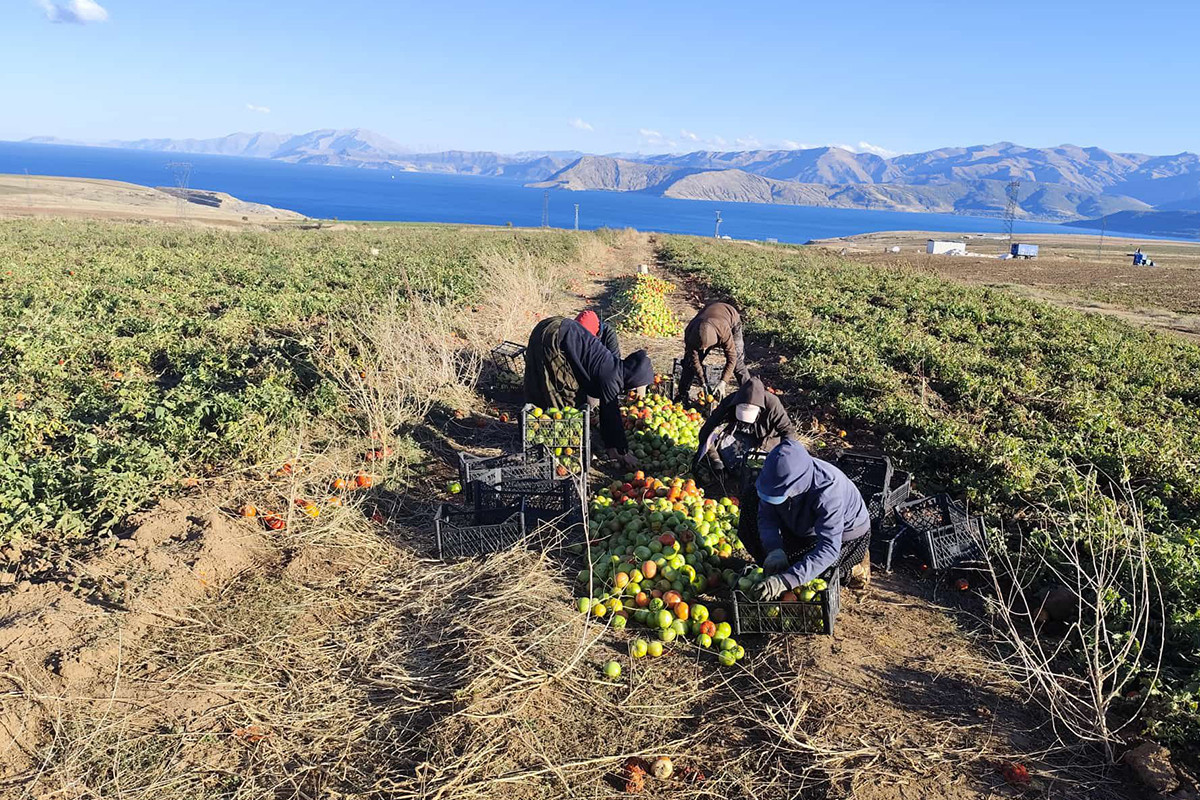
[692,377,796,476]
[677,301,750,403]
[745,440,872,595]
[524,315,653,467]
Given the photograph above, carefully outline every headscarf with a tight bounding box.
[621,349,654,390]
[575,310,600,336]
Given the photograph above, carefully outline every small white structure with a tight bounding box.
[927,239,967,256]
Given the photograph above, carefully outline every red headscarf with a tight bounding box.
[575,310,600,336]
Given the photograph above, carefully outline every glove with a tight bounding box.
[712,380,729,401]
[752,574,790,601]
[763,548,790,575]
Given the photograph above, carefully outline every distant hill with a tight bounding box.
[532,155,1153,220]
[20,130,1200,228]
[1065,210,1200,239]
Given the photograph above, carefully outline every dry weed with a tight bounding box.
[323,293,483,434]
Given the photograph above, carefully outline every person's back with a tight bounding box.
[751,440,871,593]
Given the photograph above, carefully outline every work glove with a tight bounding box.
[712,380,730,401]
[763,548,791,576]
[752,573,790,601]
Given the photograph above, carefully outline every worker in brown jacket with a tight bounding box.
[676,301,750,403]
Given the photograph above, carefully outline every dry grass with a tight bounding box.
[322,294,484,437]
[15,510,859,800]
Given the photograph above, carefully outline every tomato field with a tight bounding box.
[0,219,581,545]
[659,235,1200,746]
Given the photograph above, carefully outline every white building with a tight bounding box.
[926,240,967,256]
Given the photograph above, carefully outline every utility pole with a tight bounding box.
[714,210,722,238]
[1003,179,1021,242]
[166,161,192,219]
[541,191,549,228]
[573,203,579,231]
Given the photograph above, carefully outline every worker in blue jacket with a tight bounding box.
[524,315,653,468]
[748,439,873,596]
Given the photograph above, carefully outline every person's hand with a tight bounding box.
[712,380,729,401]
[763,548,790,575]
[620,451,639,469]
[752,574,789,601]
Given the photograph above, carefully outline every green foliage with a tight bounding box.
[659,235,1200,745]
[0,219,581,544]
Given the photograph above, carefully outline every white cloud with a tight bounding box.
[734,136,763,149]
[832,140,899,157]
[680,129,699,141]
[39,0,108,24]
[568,117,593,132]
[638,128,676,149]
[782,139,819,150]
[854,140,897,157]
[245,103,272,114]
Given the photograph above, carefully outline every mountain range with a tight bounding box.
[22,130,1200,230]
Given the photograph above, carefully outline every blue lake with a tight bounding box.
[0,141,1152,244]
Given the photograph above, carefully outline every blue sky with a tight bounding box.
[2,0,1197,156]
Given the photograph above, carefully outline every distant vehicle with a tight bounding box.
[1010,243,1039,259]
[926,239,966,256]
[1132,248,1156,266]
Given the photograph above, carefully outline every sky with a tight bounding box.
[2,0,1198,157]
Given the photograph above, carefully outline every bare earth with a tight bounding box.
[0,174,304,227]
[812,230,1200,340]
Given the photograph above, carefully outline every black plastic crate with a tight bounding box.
[474,476,582,526]
[837,453,913,533]
[732,567,840,636]
[456,451,555,500]
[435,503,527,559]
[489,341,526,390]
[520,403,591,476]
[738,448,770,495]
[671,357,721,402]
[895,494,984,571]
[837,453,893,499]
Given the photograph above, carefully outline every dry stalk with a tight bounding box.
[981,467,1165,762]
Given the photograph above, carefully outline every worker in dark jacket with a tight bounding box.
[693,377,796,475]
[576,310,621,359]
[746,440,872,594]
[677,301,750,403]
[524,315,653,467]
